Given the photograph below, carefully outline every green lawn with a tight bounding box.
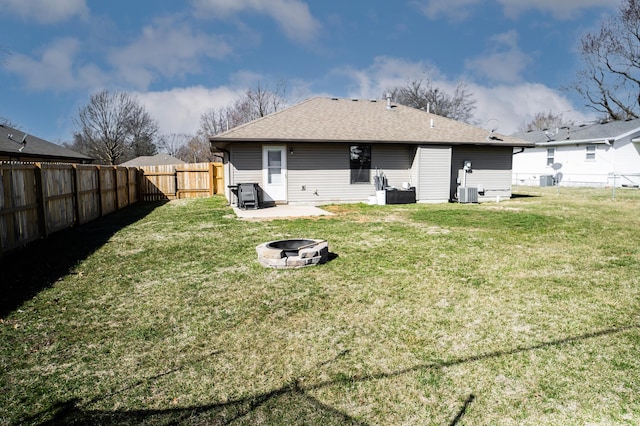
[1,187,640,425]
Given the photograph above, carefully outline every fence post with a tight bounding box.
[209,162,215,196]
[33,162,48,238]
[72,164,80,226]
[174,166,180,199]
[137,168,144,202]
[112,166,119,210]
[97,166,104,217]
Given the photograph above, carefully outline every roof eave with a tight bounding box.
[536,138,614,147]
[211,137,533,147]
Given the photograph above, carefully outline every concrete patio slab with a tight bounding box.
[232,205,334,219]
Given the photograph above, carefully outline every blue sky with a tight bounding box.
[0,0,621,143]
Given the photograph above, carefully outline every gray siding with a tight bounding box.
[451,146,513,201]
[230,143,262,184]
[416,145,452,202]
[371,145,414,187]
[287,143,400,203]
[287,143,413,203]
[228,142,514,204]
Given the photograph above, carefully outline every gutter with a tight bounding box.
[536,138,614,147]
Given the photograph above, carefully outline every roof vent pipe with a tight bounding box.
[385,93,392,110]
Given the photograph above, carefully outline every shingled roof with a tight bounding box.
[119,154,186,167]
[0,124,92,162]
[512,118,640,146]
[210,97,532,148]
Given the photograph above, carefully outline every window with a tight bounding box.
[546,148,555,166]
[585,145,596,161]
[267,149,282,184]
[350,145,371,183]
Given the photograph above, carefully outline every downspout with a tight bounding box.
[513,147,526,155]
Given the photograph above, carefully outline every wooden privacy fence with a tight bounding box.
[1,161,223,256]
[140,162,224,201]
[1,162,140,256]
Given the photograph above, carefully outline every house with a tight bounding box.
[119,153,185,167]
[210,97,533,205]
[0,124,93,163]
[512,118,640,188]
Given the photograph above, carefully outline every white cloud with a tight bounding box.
[0,0,88,23]
[412,0,479,21]
[134,86,242,135]
[470,83,595,134]
[191,0,320,43]
[5,16,231,93]
[414,0,618,21]
[109,17,231,90]
[334,56,434,99]
[4,38,106,91]
[332,56,595,135]
[465,30,532,84]
[497,0,620,19]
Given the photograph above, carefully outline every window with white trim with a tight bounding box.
[546,148,555,166]
[585,145,596,161]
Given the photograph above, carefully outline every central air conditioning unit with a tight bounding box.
[458,186,478,203]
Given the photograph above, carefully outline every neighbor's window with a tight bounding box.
[585,145,596,161]
[547,148,555,166]
[350,145,371,184]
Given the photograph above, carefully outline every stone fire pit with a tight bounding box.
[256,239,329,268]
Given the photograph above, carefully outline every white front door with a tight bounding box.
[262,145,287,203]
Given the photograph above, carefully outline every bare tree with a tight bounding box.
[0,115,18,128]
[73,90,158,164]
[387,77,476,123]
[200,107,231,137]
[518,111,574,132]
[569,0,640,120]
[199,81,289,137]
[158,133,192,157]
[124,102,158,162]
[0,45,10,64]
[176,135,220,163]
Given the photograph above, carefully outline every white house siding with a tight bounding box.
[557,144,613,187]
[610,140,640,187]
[415,145,452,202]
[512,147,551,186]
[452,146,513,201]
[512,144,628,187]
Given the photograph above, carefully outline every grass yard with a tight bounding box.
[1,186,640,425]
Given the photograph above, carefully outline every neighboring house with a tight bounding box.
[210,97,533,205]
[0,124,93,163]
[119,154,185,167]
[512,118,640,188]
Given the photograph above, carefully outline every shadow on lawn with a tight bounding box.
[25,323,638,426]
[510,193,540,199]
[0,201,165,318]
